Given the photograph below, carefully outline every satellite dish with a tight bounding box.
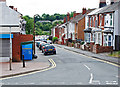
[106,0,111,5]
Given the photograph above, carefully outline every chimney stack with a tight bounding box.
[82,8,86,15]
[99,0,106,8]
[14,8,17,11]
[9,6,14,9]
[67,12,70,21]
[73,11,77,17]
[64,17,66,23]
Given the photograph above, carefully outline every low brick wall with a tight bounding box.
[12,33,33,62]
[90,42,113,53]
[95,44,113,53]
[84,43,90,51]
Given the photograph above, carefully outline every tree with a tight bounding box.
[23,15,34,34]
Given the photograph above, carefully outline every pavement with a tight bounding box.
[55,44,120,65]
[0,46,51,78]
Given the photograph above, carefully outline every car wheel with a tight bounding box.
[54,51,56,54]
[44,52,47,55]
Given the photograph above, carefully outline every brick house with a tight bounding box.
[84,1,120,53]
[0,0,33,62]
[70,8,95,42]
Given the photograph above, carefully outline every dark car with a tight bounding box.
[47,40,52,44]
[43,40,47,43]
[41,43,50,53]
[36,41,41,47]
[39,42,45,50]
[43,45,56,55]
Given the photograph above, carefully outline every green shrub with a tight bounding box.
[80,41,84,45]
[52,37,58,43]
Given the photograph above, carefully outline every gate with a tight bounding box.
[115,35,120,51]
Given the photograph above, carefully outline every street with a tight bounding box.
[2,45,119,85]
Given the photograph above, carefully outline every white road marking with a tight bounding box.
[84,64,91,71]
[57,46,120,67]
[106,81,118,85]
[89,73,93,84]
[92,80,100,84]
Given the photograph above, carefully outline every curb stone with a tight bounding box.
[0,60,52,79]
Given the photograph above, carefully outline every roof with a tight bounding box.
[88,2,120,15]
[71,9,95,23]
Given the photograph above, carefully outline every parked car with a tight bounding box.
[43,45,56,55]
[43,40,47,43]
[41,43,50,53]
[36,41,41,47]
[47,40,52,44]
[39,42,45,50]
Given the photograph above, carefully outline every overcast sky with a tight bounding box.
[6,0,99,17]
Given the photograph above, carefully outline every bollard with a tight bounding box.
[22,55,25,68]
[9,58,12,70]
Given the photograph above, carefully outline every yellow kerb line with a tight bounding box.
[0,59,56,80]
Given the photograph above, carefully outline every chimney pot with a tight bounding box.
[82,8,86,15]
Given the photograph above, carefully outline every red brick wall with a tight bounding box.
[12,33,33,62]
[55,28,59,38]
[90,42,113,53]
[77,17,85,40]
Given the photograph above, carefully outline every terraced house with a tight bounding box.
[84,0,120,53]
[0,0,33,62]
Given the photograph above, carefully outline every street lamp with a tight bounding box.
[33,14,39,55]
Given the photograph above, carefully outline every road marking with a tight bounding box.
[84,64,91,71]
[92,80,100,84]
[89,73,93,84]
[106,81,118,85]
[57,46,120,68]
[0,58,56,80]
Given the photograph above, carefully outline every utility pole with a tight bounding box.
[33,15,35,55]
[9,27,12,70]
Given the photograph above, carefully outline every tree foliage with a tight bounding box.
[23,13,65,35]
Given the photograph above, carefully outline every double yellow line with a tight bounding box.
[0,59,56,80]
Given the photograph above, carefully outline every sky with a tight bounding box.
[6,0,99,17]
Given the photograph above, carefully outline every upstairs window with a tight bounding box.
[110,13,113,26]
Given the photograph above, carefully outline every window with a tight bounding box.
[108,35,112,46]
[104,35,107,46]
[90,18,91,27]
[95,20,97,28]
[93,33,96,42]
[104,34,112,46]
[110,13,112,26]
[88,33,91,42]
[98,33,101,44]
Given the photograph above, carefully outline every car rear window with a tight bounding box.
[45,46,55,49]
[48,46,55,49]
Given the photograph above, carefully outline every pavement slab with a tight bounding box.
[0,62,50,78]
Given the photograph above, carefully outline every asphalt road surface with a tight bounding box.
[2,45,119,85]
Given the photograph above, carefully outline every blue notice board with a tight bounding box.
[22,44,33,60]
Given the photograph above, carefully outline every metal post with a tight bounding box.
[22,55,25,67]
[10,27,12,70]
[33,15,35,55]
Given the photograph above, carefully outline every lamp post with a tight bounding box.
[33,14,39,55]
